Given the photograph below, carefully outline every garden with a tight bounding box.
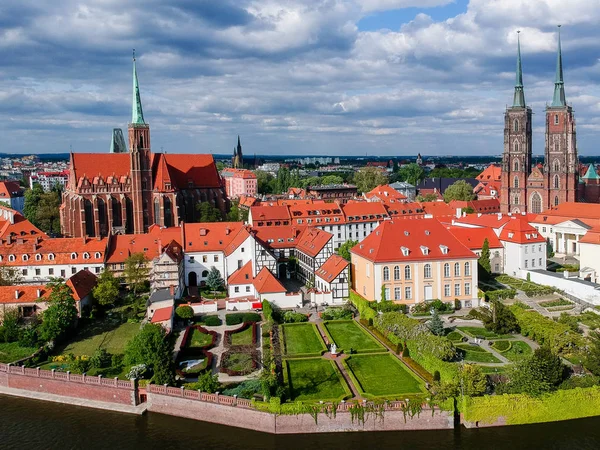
[495,275,555,297]
[456,326,511,340]
[281,323,327,357]
[220,322,260,376]
[0,342,38,364]
[491,340,533,362]
[284,358,351,402]
[344,353,425,398]
[322,320,385,354]
[456,343,502,364]
[176,325,217,377]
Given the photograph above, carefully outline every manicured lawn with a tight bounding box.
[59,319,140,356]
[224,352,254,373]
[285,358,349,402]
[456,344,502,363]
[282,323,326,356]
[231,326,254,346]
[345,354,424,397]
[539,299,572,308]
[324,320,385,353]
[501,340,533,362]
[457,327,511,340]
[188,328,214,347]
[0,342,37,363]
[446,331,464,342]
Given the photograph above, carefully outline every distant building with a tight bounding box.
[0,181,25,213]
[389,181,416,201]
[29,171,69,192]
[232,136,244,169]
[306,184,357,204]
[221,168,257,199]
[417,178,478,197]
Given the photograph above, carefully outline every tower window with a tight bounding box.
[513,159,519,171]
[514,119,519,132]
[554,196,559,207]
[554,141,559,153]
[514,176,519,189]
[514,195,519,205]
[514,141,519,152]
[554,114,559,125]
[554,174,560,189]
[553,160,560,172]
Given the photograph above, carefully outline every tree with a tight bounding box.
[397,163,425,186]
[262,300,273,322]
[93,269,120,307]
[584,331,600,376]
[481,300,519,334]
[39,279,78,342]
[499,347,566,396]
[123,253,149,296]
[197,202,222,222]
[353,167,388,193]
[0,308,20,342]
[479,238,491,276]
[459,364,487,397]
[337,239,358,261]
[124,324,174,385]
[428,310,445,336]
[416,193,439,202]
[442,180,475,203]
[175,305,194,320]
[194,371,221,393]
[216,161,226,171]
[547,238,555,258]
[36,190,61,234]
[0,265,22,286]
[205,267,224,292]
[254,170,274,194]
[320,175,343,185]
[23,183,44,226]
[227,202,241,222]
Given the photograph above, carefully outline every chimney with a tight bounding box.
[82,235,87,245]
[36,289,41,298]
[14,290,19,299]
[200,228,207,236]
[169,285,174,296]
[225,228,230,235]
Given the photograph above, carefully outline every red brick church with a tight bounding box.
[500,28,584,214]
[60,56,228,238]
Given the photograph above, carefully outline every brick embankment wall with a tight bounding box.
[0,363,136,407]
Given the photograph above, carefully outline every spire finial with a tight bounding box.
[512,30,526,108]
[551,25,566,107]
[131,50,145,124]
[133,48,136,61]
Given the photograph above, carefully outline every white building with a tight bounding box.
[29,171,69,192]
[498,216,546,278]
[314,254,350,304]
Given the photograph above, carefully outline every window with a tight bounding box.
[444,263,450,278]
[444,284,450,297]
[71,253,77,260]
[202,255,207,263]
[234,287,240,293]
[465,283,471,296]
[539,258,542,266]
[424,264,432,279]
[95,252,101,259]
[83,252,90,260]
[246,286,251,292]
[201,270,209,277]
[530,192,542,214]
[22,269,27,276]
[553,175,560,189]
[554,196,559,207]
[71,268,76,274]
[513,159,519,171]
[35,254,42,261]
[404,286,412,300]
[454,283,461,296]
[214,255,219,262]
[404,265,411,280]
[95,267,100,274]
[241,247,245,253]
[553,159,560,172]
[464,262,470,277]
[542,227,546,233]
[525,260,528,268]
[514,141,519,152]
[513,176,519,189]
[514,195,519,205]
[394,287,401,300]
[49,268,54,275]
[383,266,390,281]
[394,265,400,281]
[494,263,500,272]
[554,114,559,125]
[120,263,125,270]
[384,287,390,300]
[532,259,535,268]
[525,246,528,254]
[35,268,40,276]
[60,270,65,278]
[538,245,542,252]
[454,262,460,277]
[514,119,519,132]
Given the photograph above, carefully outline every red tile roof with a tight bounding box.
[532,202,600,227]
[0,237,107,266]
[384,201,426,218]
[228,260,254,285]
[476,164,502,183]
[0,285,50,304]
[289,203,345,224]
[499,216,546,244]
[253,267,286,294]
[342,201,389,221]
[315,254,349,282]
[421,201,455,218]
[106,226,183,263]
[221,168,257,179]
[238,195,259,208]
[157,153,222,189]
[183,222,249,254]
[351,218,476,263]
[446,226,503,250]
[250,205,291,223]
[454,213,513,229]
[151,306,173,323]
[0,181,23,199]
[450,199,500,213]
[0,209,46,240]
[66,270,98,301]
[71,153,131,182]
[580,226,600,245]
[252,226,304,249]
[365,185,407,201]
[296,227,333,258]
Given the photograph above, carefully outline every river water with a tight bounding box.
[1,394,600,449]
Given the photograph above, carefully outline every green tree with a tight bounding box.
[428,310,445,336]
[547,238,555,258]
[254,170,274,194]
[584,332,600,376]
[0,265,22,286]
[23,183,44,226]
[397,163,425,186]
[0,308,20,342]
[175,305,194,320]
[459,364,487,397]
[479,238,491,276]
[197,202,222,222]
[227,202,241,222]
[416,193,439,202]
[92,269,120,307]
[481,300,520,335]
[337,239,358,261]
[499,347,566,396]
[39,279,78,342]
[216,161,226,171]
[124,324,174,385]
[262,300,273,322]
[36,190,61,234]
[442,180,475,203]
[353,167,388,193]
[193,371,221,393]
[123,253,149,296]
[300,176,321,189]
[320,175,344,185]
[205,267,224,292]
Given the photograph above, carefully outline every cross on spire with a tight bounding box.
[512,30,526,108]
[551,25,566,107]
[131,49,145,124]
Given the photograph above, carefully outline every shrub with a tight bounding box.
[373,301,406,313]
[485,288,517,301]
[433,370,441,382]
[70,357,90,374]
[349,290,376,321]
[175,305,194,320]
[402,346,410,358]
[282,311,308,323]
[225,313,261,326]
[185,371,221,393]
[446,331,463,342]
[262,300,273,322]
[221,379,263,399]
[202,315,222,327]
[90,348,112,369]
[126,363,147,380]
[321,307,353,321]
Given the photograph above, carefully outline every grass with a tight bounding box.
[282,323,326,356]
[188,328,214,347]
[539,299,572,308]
[323,320,385,353]
[446,331,464,342]
[501,340,533,362]
[456,344,502,363]
[491,340,511,352]
[224,352,254,373]
[575,312,600,330]
[285,358,350,402]
[0,342,37,363]
[457,326,511,340]
[231,325,254,346]
[479,366,507,374]
[344,353,424,397]
[58,319,139,356]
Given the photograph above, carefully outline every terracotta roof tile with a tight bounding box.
[0,237,107,266]
[315,254,348,282]
[228,260,254,285]
[0,181,24,199]
[183,222,247,253]
[151,306,173,323]
[499,216,546,244]
[250,205,291,223]
[476,164,502,183]
[106,226,182,263]
[0,285,50,304]
[253,267,286,294]
[532,202,600,227]
[296,227,332,258]
[446,226,503,250]
[66,269,98,301]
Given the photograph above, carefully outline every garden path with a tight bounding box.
[452,329,510,365]
[323,353,362,400]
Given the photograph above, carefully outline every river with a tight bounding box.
[1,395,600,449]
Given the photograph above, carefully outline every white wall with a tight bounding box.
[190,302,218,314]
[226,299,254,311]
[228,283,255,298]
[526,270,600,305]
[580,242,600,284]
[260,291,301,309]
[12,262,103,284]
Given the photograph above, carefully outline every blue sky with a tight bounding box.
[0,0,599,157]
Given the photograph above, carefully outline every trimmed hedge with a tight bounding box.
[485,288,517,302]
[176,351,213,377]
[224,322,258,347]
[225,312,262,326]
[492,340,511,352]
[349,290,377,321]
[202,315,223,327]
[180,325,217,351]
[220,350,258,376]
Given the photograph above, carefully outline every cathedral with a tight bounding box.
[500,28,581,214]
[60,56,229,238]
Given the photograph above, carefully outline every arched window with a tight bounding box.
[530,192,542,214]
[201,270,209,278]
[444,263,450,278]
[22,255,28,261]
[35,254,42,261]
[553,160,560,172]
[553,174,560,189]
[383,266,390,281]
[95,252,101,259]
[48,253,55,261]
[154,198,161,226]
[454,262,460,277]
[514,195,519,205]
[404,265,411,280]
[514,141,519,152]
[83,252,90,260]
[464,262,471,277]
[71,253,77,260]
[554,196,559,207]
[554,142,559,153]
[514,119,519,132]
[514,176,519,189]
[8,255,15,262]
[513,159,519,171]
[424,264,432,279]
[393,265,400,281]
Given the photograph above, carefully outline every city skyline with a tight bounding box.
[0,1,599,156]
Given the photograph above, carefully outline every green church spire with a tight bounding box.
[131,50,145,125]
[551,25,566,107]
[513,31,526,108]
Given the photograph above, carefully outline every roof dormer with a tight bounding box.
[420,246,429,256]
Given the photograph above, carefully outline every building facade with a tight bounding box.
[221,169,257,199]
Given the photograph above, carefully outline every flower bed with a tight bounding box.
[496,275,555,297]
[180,325,217,351]
[176,351,213,377]
[224,323,257,347]
[538,298,572,308]
[225,312,261,326]
[220,350,258,376]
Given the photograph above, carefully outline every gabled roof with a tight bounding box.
[384,201,426,218]
[454,213,513,229]
[238,195,259,208]
[532,202,600,227]
[342,201,389,221]
[296,227,333,258]
[106,226,182,263]
[476,164,502,183]
[0,237,107,266]
[446,226,503,250]
[351,218,475,263]
[183,222,248,253]
[0,285,50,304]
[315,254,349,282]
[154,153,222,189]
[252,225,304,250]
[580,226,600,245]
[420,201,455,218]
[228,260,254,285]
[0,181,24,199]
[498,216,546,244]
[0,207,46,239]
[253,267,286,294]
[66,270,98,301]
[365,184,407,201]
[250,205,291,223]
[71,153,131,183]
[151,306,173,323]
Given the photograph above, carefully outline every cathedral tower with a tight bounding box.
[501,32,533,214]
[543,26,578,212]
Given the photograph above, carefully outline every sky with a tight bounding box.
[0,0,599,157]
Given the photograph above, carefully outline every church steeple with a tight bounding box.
[512,31,526,108]
[132,50,145,125]
[551,25,566,107]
